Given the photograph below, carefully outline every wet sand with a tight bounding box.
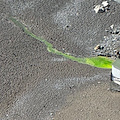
[0,0,120,120]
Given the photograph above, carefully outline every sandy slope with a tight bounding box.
[0,0,120,120]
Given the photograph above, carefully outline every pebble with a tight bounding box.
[94,45,104,51]
[50,113,53,116]
[94,5,104,13]
[94,1,109,13]
[76,12,79,16]
[110,24,114,29]
[94,45,100,50]
[102,1,109,7]
[58,112,61,115]
[107,88,110,91]
[106,53,112,57]
[112,29,119,34]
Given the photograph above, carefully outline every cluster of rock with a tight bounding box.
[94,1,110,13]
[93,25,120,59]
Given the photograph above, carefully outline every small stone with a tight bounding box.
[94,5,104,13]
[100,46,104,50]
[106,53,112,57]
[102,1,109,7]
[110,24,114,29]
[107,88,110,91]
[98,81,101,84]
[106,47,110,50]
[98,53,106,56]
[116,51,120,58]
[105,29,109,32]
[94,1,109,13]
[50,113,53,116]
[112,29,119,34]
[94,45,104,51]
[76,12,79,16]
[94,45,100,50]
[66,53,70,55]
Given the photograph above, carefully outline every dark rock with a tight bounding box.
[106,53,112,57]
[94,45,100,50]
[98,53,106,56]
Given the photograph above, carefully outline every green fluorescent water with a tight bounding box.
[9,17,114,69]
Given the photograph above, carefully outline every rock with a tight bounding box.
[100,46,104,50]
[112,29,120,34]
[94,45,104,50]
[106,53,112,57]
[98,53,106,56]
[110,24,114,29]
[94,5,104,13]
[50,113,53,116]
[102,1,109,7]
[107,88,110,91]
[115,49,120,58]
[110,24,120,34]
[94,45,100,50]
[105,29,109,32]
[94,1,110,13]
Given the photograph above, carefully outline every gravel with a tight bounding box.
[93,24,120,59]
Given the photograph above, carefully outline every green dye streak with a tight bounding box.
[9,17,114,69]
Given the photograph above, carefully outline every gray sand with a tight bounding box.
[0,0,120,120]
